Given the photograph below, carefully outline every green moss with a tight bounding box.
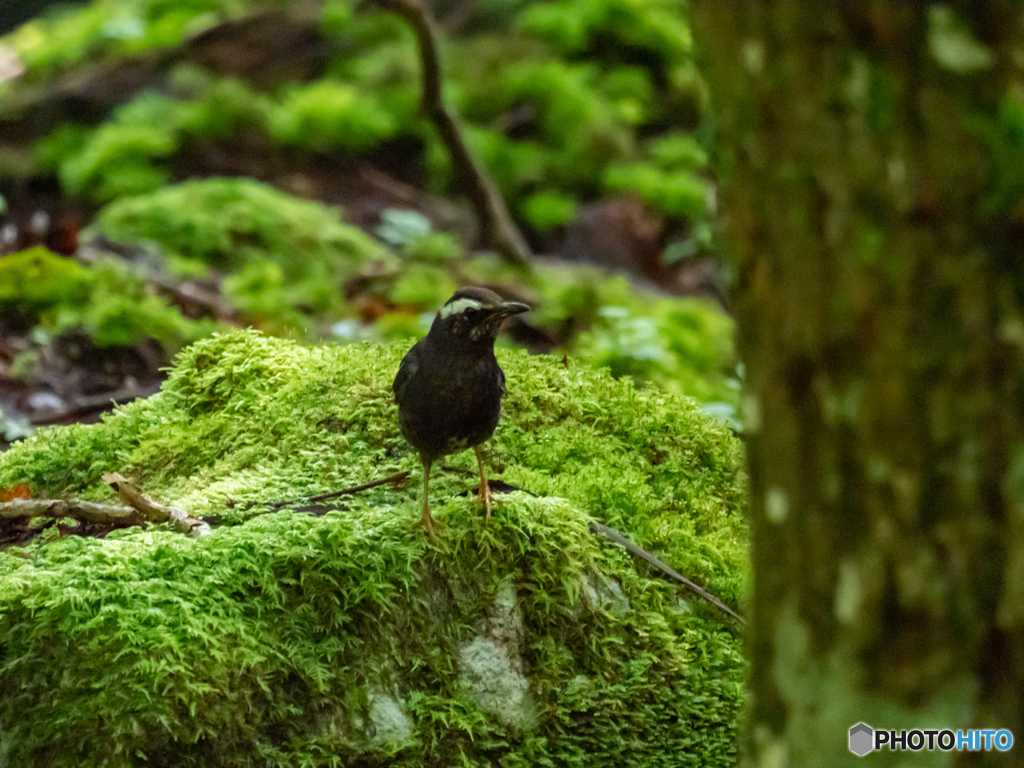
[0,246,91,308]
[91,178,393,336]
[4,0,253,84]
[269,80,402,153]
[0,330,747,766]
[0,246,214,354]
[60,94,179,201]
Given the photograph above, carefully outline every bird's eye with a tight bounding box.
[464,308,478,319]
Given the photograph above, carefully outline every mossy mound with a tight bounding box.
[0,331,747,766]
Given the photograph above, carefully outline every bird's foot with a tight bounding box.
[416,505,440,538]
[478,477,495,521]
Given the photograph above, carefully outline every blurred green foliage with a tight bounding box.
[12,0,711,224]
[2,0,738,421]
[171,66,272,138]
[376,208,462,264]
[57,95,178,202]
[972,91,1024,218]
[0,246,215,355]
[604,132,711,218]
[577,303,736,403]
[527,267,739,415]
[87,181,739,412]
[518,0,692,61]
[268,80,402,152]
[521,190,577,232]
[92,178,393,336]
[3,0,255,84]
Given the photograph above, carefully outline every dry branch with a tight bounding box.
[103,473,212,537]
[268,470,411,510]
[589,521,746,625]
[0,499,144,526]
[372,0,533,270]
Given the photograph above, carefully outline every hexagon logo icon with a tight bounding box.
[849,722,874,756]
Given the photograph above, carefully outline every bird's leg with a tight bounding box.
[475,445,493,521]
[417,458,438,536]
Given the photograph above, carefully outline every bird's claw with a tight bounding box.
[478,478,494,521]
[417,506,440,539]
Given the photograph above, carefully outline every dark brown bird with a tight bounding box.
[393,287,530,533]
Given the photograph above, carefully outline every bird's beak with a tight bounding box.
[497,301,530,318]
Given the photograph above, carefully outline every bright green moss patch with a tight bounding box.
[268,79,404,152]
[0,246,215,354]
[527,267,740,413]
[92,178,393,335]
[2,0,245,84]
[0,330,747,766]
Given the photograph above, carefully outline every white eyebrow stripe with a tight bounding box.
[439,298,483,318]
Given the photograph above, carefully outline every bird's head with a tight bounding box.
[430,286,530,344]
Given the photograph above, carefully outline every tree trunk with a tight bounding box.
[691,3,1024,765]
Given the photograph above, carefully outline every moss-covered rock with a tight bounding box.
[0,330,747,766]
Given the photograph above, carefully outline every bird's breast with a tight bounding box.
[397,345,505,460]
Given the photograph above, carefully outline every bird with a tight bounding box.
[393,286,530,534]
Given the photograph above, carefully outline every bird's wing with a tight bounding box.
[392,345,419,404]
[498,366,506,398]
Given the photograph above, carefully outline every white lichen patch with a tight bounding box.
[458,578,536,730]
[367,691,414,748]
[458,635,534,730]
[583,575,631,616]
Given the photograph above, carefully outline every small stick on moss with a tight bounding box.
[589,521,746,626]
[268,470,412,510]
[371,0,533,271]
[103,473,212,537]
[0,499,145,527]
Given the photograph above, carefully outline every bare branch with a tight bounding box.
[268,470,411,510]
[590,521,746,625]
[0,499,145,527]
[103,473,212,537]
[372,0,533,270]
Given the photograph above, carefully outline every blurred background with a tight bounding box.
[0,0,738,446]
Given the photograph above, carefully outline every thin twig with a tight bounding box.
[269,470,411,510]
[371,0,532,270]
[103,472,212,537]
[589,521,746,626]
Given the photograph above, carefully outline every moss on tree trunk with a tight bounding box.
[691,3,1024,765]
